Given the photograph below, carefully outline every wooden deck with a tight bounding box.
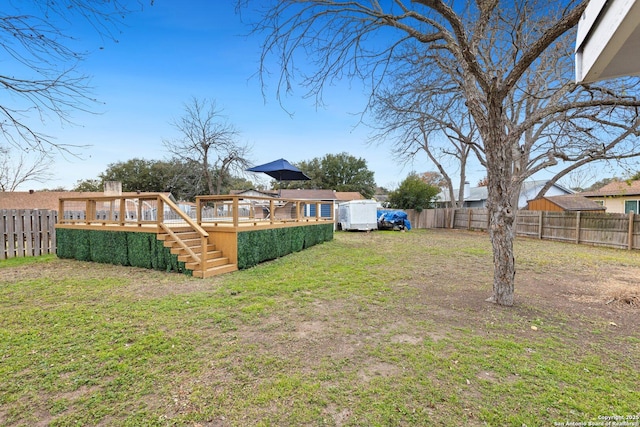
[56,193,334,277]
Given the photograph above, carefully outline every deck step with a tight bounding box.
[165,237,207,248]
[168,243,216,254]
[157,231,202,241]
[158,228,236,278]
[177,250,222,263]
[185,256,229,270]
[192,263,238,278]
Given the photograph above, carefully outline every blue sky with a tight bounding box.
[14,1,486,192]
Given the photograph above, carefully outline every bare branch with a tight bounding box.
[1,1,147,155]
[0,145,53,191]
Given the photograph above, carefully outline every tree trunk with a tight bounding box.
[484,93,516,306]
[487,191,515,306]
[202,150,215,195]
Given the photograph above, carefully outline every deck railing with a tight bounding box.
[57,193,334,229]
[196,195,334,227]
[58,193,209,265]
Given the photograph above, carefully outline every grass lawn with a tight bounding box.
[1,229,639,426]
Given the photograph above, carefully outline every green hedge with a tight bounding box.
[56,229,189,275]
[237,223,333,269]
[56,224,333,275]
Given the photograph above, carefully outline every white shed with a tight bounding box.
[338,200,378,231]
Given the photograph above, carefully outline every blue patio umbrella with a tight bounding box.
[247,158,310,194]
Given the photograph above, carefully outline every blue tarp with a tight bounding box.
[376,210,411,231]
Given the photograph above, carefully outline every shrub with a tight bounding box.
[56,229,187,274]
[237,223,333,269]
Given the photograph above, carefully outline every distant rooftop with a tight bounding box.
[541,194,606,211]
[580,180,640,197]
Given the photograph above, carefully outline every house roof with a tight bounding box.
[437,180,573,203]
[0,191,103,211]
[580,180,640,197]
[539,194,606,211]
[0,191,174,211]
[334,192,363,201]
[521,180,573,195]
[437,186,487,203]
[231,189,278,198]
[232,188,338,200]
[279,189,337,200]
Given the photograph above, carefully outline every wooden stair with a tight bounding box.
[157,227,237,278]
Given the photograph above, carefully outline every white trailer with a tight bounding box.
[338,200,378,231]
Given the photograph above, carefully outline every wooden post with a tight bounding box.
[15,210,25,257]
[628,211,634,250]
[58,199,64,223]
[269,199,274,225]
[232,196,239,228]
[200,234,208,275]
[538,210,543,239]
[34,210,42,256]
[468,209,472,230]
[51,210,57,254]
[86,200,93,224]
[486,209,491,231]
[450,209,456,229]
[575,211,581,244]
[157,195,164,225]
[24,209,33,256]
[196,197,202,225]
[137,197,143,227]
[119,197,126,226]
[7,209,16,258]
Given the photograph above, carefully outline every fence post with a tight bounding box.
[468,209,472,230]
[51,211,57,255]
[575,211,581,244]
[450,209,456,229]
[24,210,34,256]
[34,210,43,256]
[486,209,490,231]
[628,211,634,250]
[538,210,543,239]
[7,209,16,258]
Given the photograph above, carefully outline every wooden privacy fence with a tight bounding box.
[405,208,640,250]
[1,209,57,259]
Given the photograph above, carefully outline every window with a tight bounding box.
[594,200,604,206]
[624,200,639,214]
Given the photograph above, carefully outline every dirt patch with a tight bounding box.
[390,334,423,345]
[357,361,401,382]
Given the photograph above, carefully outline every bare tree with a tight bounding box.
[1,1,146,155]
[0,146,53,191]
[243,0,640,306]
[558,166,598,192]
[372,13,640,209]
[164,98,251,195]
[372,83,475,208]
